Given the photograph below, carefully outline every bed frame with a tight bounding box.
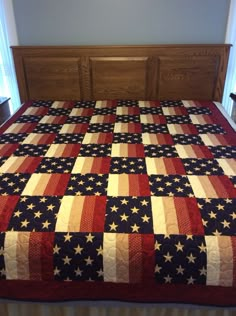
[4,44,235,316]
[12,44,231,103]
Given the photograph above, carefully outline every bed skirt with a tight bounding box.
[1,302,236,316]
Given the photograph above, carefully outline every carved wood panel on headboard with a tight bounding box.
[11,45,231,102]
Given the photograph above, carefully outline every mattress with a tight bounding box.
[0,99,235,306]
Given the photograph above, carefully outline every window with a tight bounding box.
[222,0,236,116]
[0,0,21,113]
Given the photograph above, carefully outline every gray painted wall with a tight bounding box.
[13,0,230,45]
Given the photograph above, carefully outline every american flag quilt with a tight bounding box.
[0,99,236,305]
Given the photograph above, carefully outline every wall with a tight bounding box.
[13,0,230,45]
[3,0,18,45]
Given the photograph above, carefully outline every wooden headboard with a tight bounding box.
[12,44,231,103]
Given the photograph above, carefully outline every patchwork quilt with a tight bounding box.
[0,100,236,305]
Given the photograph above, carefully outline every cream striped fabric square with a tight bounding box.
[205,236,233,287]
[51,101,64,108]
[55,196,84,232]
[151,197,179,234]
[4,232,30,280]
[217,159,236,176]
[103,233,129,283]
[187,176,217,198]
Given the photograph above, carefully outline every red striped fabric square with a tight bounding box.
[0,144,19,156]
[22,173,70,196]
[182,100,203,108]
[39,116,67,124]
[114,123,142,133]
[69,108,94,116]
[45,144,81,157]
[22,133,56,145]
[59,124,88,134]
[103,233,154,283]
[0,196,20,231]
[51,101,75,109]
[200,134,231,146]
[22,107,49,116]
[151,197,204,235]
[3,123,37,134]
[163,107,188,115]
[111,144,145,157]
[55,196,106,232]
[167,124,198,135]
[72,157,111,173]
[0,157,42,173]
[190,114,214,125]
[146,158,186,175]
[175,145,214,158]
[142,133,174,145]
[95,100,117,108]
[116,107,140,115]
[4,231,54,280]
[138,101,161,107]
[82,133,113,144]
[188,175,236,198]
[107,174,150,196]
[90,115,116,123]
[140,115,166,124]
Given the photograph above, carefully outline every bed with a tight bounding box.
[0,44,236,315]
